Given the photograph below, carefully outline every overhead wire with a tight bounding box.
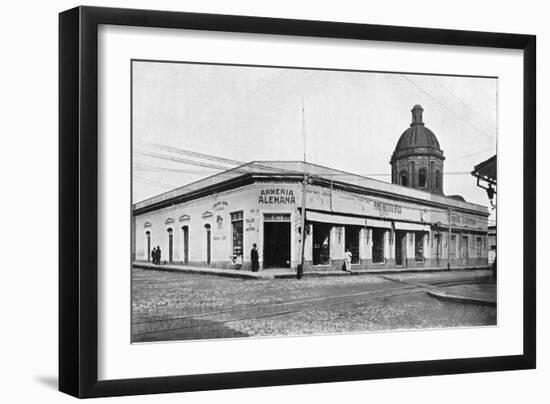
[400,74,497,142]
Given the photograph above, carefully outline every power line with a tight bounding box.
[134,175,175,189]
[434,77,498,133]
[135,144,308,177]
[400,75,496,142]
[137,141,243,166]
[446,147,495,163]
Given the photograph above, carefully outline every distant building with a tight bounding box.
[132,106,489,272]
[487,225,497,265]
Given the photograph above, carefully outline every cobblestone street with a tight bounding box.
[132,267,496,342]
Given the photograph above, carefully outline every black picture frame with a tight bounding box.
[59,5,536,398]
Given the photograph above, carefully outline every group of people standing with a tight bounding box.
[151,246,162,265]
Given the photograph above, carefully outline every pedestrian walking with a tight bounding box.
[251,244,259,272]
[156,246,162,265]
[151,247,157,264]
[344,249,352,272]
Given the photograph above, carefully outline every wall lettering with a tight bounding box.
[258,188,296,204]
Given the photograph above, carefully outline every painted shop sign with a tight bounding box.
[258,188,296,204]
[306,185,420,222]
[430,210,488,230]
[451,214,477,227]
[373,201,402,216]
[245,218,256,231]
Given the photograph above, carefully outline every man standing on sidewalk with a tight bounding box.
[344,249,353,272]
[251,244,259,272]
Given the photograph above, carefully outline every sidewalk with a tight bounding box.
[133,262,491,280]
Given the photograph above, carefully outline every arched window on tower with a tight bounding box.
[435,170,441,189]
[418,168,427,187]
[400,171,408,187]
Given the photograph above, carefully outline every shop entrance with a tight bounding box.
[204,224,211,265]
[372,228,386,264]
[344,225,360,264]
[167,228,173,263]
[182,226,189,264]
[313,223,332,265]
[263,214,291,268]
[395,230,407,266]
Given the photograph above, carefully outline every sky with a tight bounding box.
[132,60,497,222]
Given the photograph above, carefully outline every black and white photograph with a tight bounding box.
[131,61,498,343]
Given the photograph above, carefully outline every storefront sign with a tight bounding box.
[258,188,296,204]
[306,185,420,222]
[451,214,478,227]
[373,201,402,217]
[430,210,488,231]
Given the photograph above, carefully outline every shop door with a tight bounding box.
[205,225,211,265]
[146,232,151,262]
[344,226,360,263]
[313,223,331,265]
[168,230,173,263]
[263,222,291,268]
[182,226,189,264]
[461,235,469,261]
[395,230,406,266]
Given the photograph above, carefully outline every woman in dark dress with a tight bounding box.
[251,244,259,272]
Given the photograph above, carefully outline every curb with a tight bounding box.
[426,290,496,307]
[133,262,491,280]
[133,263,271,280]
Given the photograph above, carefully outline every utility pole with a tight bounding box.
[447,208,452,270]
[297,99,307,279]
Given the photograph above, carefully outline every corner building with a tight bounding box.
[133,168,489,272]
[133,105,489,272]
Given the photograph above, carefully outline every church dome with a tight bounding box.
[390,105,445,195]
[390,105,444,163]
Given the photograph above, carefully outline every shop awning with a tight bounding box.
[394,222,430,232]
[366,218,392,229]
[306,211,367,226]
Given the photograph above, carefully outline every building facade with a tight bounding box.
[133,161,489,272]
[132,105,490,272]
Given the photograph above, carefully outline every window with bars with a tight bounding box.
[264,213,291,222]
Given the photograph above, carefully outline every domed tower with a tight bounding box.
[390,105,445,195]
